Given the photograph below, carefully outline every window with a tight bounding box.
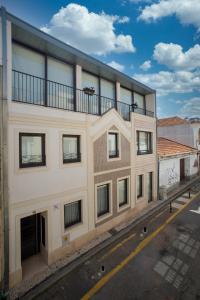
[147,172,153,203]
[134,93,145,114]
[64,200,82,229]
[108,132,119,158]
[118,178,128,207]
[19,133,46,168]
[137,131,152,155]
[137,175,143,199]
[97,184,110,217]
[63,135,81,163]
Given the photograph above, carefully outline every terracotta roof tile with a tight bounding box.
[157,137,197,157]
[157,116,189,127]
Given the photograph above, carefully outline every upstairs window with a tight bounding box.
[108,132,119,158]
[19,133,46,168]
[63,135,81,163]
[137,131,152,155]
[134,93,145,114]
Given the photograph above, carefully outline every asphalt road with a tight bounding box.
[31,182,200,300]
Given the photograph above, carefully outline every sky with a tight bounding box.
[2,0,200,118]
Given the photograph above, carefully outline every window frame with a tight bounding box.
[62,134,81,164]
[108,132,119,159]
[64,200,82,229]
[19,132,46,168]
[97,183,110,217]
[137,174,143,199]
[117,176,130,211]
[137,131,152,155]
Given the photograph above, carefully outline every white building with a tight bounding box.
[0,7,157,287]
[158,138,198,193]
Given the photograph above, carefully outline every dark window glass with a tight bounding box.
[63,135,81,163]
[137,131,152,155]
[137,175,143,199]
[97,184,109,217]
[19,133,46,168]
[118,178,128,207]
[108,133,119,158]
[64,200,82,229]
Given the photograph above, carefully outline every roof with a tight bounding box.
[157,116,189,127]
[1,7,155,95]
[157,137,197,157]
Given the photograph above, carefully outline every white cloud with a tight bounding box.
[107,61,125,72]
[138,0,200,32]
[41,3,135,55]
[140,60,151,71]
[134,70,200,96]
[153,43,200,71]
[179,97,200,117]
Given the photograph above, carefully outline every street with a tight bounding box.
[28,183,200,300]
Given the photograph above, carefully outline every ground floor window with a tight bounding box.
[64,200,82,229]
[137,175,143,199]
[97,183,110,217]
[118,178,128,207]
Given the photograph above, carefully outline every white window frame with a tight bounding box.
[95,180,113,223]
[117,175,130,212]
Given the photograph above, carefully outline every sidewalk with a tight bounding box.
[10,175,200,300]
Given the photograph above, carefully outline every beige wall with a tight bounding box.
[94,168,131,226]
[94,131,131,173]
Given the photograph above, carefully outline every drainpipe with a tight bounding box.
[0,6,9,299]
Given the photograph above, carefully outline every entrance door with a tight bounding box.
[180,159,185,181]
[147,172,153,203]
[21,214,41,261]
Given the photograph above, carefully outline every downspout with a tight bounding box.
[0,6,9,298]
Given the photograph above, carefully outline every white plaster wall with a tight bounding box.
[159,158,180,188]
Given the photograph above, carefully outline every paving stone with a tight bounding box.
[173,240,185,251]
[180,264,189,276]
[188,238,195,246]
[189,248,198,258]
[194,241,200,249]
[173,275,183,289]
[183,245,192,255]
[154,261,169,277]
[165,269,176,283]
[172,202,182,209]
[179,233,190,243]
[173,258,183,271]
[162,255,175,266]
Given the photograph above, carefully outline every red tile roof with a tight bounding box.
[157,137,197,157]
[157,116,189,127]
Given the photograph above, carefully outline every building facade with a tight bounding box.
[0,8,157,287]
[158,138,198,196]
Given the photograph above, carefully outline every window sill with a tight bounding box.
[118,202,130,213]
[64,221,83,234]
[96,211,112,224]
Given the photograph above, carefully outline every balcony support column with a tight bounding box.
[115,81,120,111]
[75,64,82,112]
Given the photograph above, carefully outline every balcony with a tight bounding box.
[12,70,154,121]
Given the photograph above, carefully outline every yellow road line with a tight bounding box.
[81,192,199,300]
[149,207,168,224]
[99,233,136,261]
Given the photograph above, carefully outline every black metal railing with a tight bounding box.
[12,70,154,121]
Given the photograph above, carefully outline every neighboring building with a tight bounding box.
[158,116,200,150]
[157,117,194,148]
[189,118,200,150]
[158,138,198,193]
[0,8,157,287]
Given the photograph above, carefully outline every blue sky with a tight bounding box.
[3,0,200,118]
